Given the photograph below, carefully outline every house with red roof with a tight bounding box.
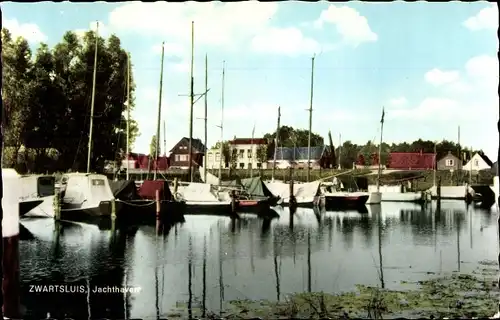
[387,151,436,170]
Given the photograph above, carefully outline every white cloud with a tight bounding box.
[74,21,111,40]
[151,42,185,57]
[388,97,408,107]
[463,4,498,31]
[251,27,321,56]
[108,2,278,49]
[313,5,377,46]
[465,54,499,83]
[424,68,460,86]
[3,19,47,43]
[389,98,461,120]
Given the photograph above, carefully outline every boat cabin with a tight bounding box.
[61,173,115,208]
[20,175,55,201]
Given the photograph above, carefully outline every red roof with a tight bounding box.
[387,152,436,170]
[229,138,267,145]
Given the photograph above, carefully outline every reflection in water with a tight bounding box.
[19,202,499,318]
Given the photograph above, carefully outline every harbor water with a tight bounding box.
[20,201,499,318]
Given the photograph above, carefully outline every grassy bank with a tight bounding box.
[167,263,499,319]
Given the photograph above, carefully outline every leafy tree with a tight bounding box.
[256,145,268,164]
[150,135,157,157]
[1,27,140,172]
[263,125,324,148]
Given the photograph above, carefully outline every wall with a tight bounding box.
[463,154,491,172]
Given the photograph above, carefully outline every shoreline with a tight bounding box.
[167,264,500,319]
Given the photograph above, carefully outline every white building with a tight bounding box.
[463,152,493,172]
[205,138,268,170]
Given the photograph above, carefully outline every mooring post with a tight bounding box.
[53,186,61,220]
[173,178,179,200]
[156,189,161,220]
[2,170,21,318]
[289,167,297,214]
[110,198,116,233]
[230,190,237,215]
[436,177,441,201]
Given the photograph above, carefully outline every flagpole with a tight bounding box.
[377,107,385,192]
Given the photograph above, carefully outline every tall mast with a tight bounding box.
[188,21,195,183]
[271,106,281,181]
[377,108,385,192]
[163,120,166,157]
[203,54,208,183]
[217,61,225,183]
[126,52,131,180]
[250,123,255,178]
[154,42,165,180]
[307,55,315,182]
[338,133,342,169]
[86,21,99,173]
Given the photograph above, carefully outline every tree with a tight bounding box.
[263,125,324,148]
[1,27,140,172]
[256,145,268,164]
[150,135,158,157]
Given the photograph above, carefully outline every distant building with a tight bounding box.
[463,152,493,173]
[205,137,268,170]
[118,153,169,173]
[270,146,332,169]
[387,151,436,170]
[169,137,206,170]
[436,151,462,171]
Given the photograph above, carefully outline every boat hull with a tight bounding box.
[324,194,368,210]
[19,200,43,217]
[117,200,186,225]
[381,192,425,203]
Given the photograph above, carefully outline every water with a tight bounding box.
[20,201,499,319]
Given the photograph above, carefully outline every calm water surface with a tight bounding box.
[20,201,500,319]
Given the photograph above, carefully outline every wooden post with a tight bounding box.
[173,178,179,199]
[231,190,237,215]
[289,167,297,213]
[156,189,161,220]
[437,177,441,201]
[53,186,61,220]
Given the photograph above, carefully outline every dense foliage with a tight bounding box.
[1,28,140,173]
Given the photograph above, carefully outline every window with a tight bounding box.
[257,163,262,168]
[247,149,252,158]
[91,179,105,186]
[215,153,220,162]
[176,154,188,162]
[474,159,479,166]
[208,154,213,161]
[239,163,245,169]
[445,159,454,166]
[239,150,244,159]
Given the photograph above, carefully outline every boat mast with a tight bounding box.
[250,123,255,178]
[307,55,315,183]
[338,133,342,170]
[203,54,208,183]
[271,106,281,182]
[217,61,225,183]
[377,107,385,192]
[126,52,131,180]
[86,21,99,173]
[154,42,165,181]
[188,21,195,183]
[163,120,166,157]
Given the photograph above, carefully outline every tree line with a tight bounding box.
[210,126,484,169]
[1,28,140,173]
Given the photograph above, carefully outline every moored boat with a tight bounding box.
[322,191,369,210]
[59,173,121,226]
[20,174,56,217]
[109,179,185,225]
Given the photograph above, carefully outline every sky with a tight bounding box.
[2,1,499,159]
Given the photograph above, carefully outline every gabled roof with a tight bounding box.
[388,152,436,170]
[273,146,327,161]
[477,153,493,167]
[169,137,207,153]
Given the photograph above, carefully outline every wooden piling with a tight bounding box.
[436,177,441,201]
[156,189,161,220]
[53,186,61,220]
[230,190,237,215]
[173,178,179,200]
[289,167,297,213]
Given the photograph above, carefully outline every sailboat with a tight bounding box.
[108,44,186,225]
[59,22,123,224]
